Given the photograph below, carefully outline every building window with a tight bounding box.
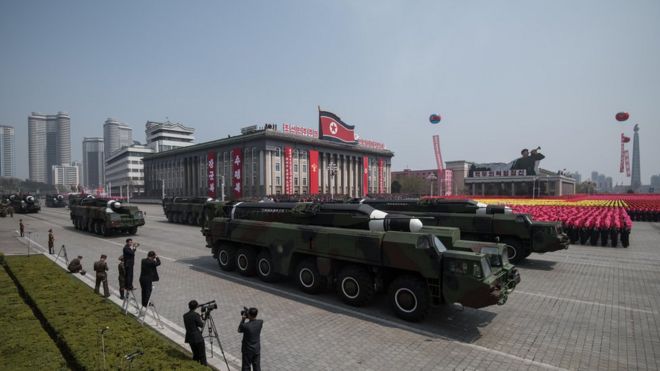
[302,164,307,173]
[275,162,280,172]
[294,177,298,186]
[294,164,298,172]
[276,176,281,186]
[275,147,281,157]
[303,178,307,186]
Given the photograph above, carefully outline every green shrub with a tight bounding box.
[0,265,68,370]
[4,255,208,370]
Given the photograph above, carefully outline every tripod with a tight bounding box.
[56,244,69,265]
[137,284,163,328]
[202,311,231,371]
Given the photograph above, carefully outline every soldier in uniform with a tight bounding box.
[19,219,24,237]
[118,256,126,299]
[8,205,13,218]
[48,229,55,254]
[93,254,110,297]
[68,255,86,275]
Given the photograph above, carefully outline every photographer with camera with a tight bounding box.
[122,239,137,290]
[138,250,160,308]
[238,307,263,371]
[183,300,207,365]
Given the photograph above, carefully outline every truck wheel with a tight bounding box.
[93,222,101,235]
[236,247,257,276]
[336,265,375,306]
[217,246,236,271]
[503,240,524,264]
[128,226,137,235]
[100,224,108,236]
[256,251,279,283]
[388,275,430,322]
[296,259,324,294]
[187,214,195,225]
[166,213,173,222]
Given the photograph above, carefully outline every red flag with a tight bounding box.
[319,110,357,144]
[309,150,319,194]
[621,133,631,143]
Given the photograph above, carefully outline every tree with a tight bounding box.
[391,180,401,193]
[398,176,427,195]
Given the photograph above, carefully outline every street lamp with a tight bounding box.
[426,173,438,196]
[328,162,337,200]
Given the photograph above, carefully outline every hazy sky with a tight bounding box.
[1,0,658,185]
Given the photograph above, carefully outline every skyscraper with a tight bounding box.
[145,120,195,152]
[28,112,71,183]
[103,118,133,159]
[631,124,641,190]
[82,137,104,188]
[0,125,16,177]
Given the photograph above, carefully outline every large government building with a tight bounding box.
[143,124,392,199]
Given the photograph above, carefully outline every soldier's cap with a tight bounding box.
[521,148,529,155]
[48,229,53,232]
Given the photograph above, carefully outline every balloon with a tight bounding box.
[429,114,441,124]
[615,112,629,122]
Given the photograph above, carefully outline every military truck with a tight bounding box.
[162,196,211,226]
[45,194,67,208]
[69,196,145,235]
[356,199,569,263]
[202,201,518,321]
[6,194,41,214]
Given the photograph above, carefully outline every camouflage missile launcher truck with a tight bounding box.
[162,196,212,226]
[202,201,517,321]
[69,196,145,235]
[45,194,67,208]
[6,194,41,214]
[357,198,569,264]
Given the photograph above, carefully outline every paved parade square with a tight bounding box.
[2,204,659,370]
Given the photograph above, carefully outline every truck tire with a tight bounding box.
[388,275,430,322]
[236,247,257,276]
[187,214,195,225]
[336,265,375,307]
[296,259,324,294]
[100,223,108,236]
[166,213,173,222]
[128,226,138,235]
[217,245,236,271]
[93,221,101,235]
[256,250,279,283]
[503,239,525,264]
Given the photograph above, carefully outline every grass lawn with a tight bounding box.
[2,254,209,370]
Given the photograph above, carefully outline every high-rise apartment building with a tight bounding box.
[145,120,195,152]
[0,125,16,177]
[82,137,104,188]
[28,112,71,183]
[105,144,154,196]
[631,124,641,190]
[103,118,133,159]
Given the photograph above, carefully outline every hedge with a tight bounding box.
[2,255,209,370]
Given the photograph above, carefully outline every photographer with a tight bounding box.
[238,307,263,371]
[139,250,160,307]
[67,255,86,275]
[183,300,207,365]
[122,238,137,290]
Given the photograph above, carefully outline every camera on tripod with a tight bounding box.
[199,300,217,318]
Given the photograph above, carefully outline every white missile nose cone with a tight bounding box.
[409,218,423,233]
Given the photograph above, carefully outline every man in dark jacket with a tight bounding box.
[118,256,126,299]
[183,300,207,365]
[48,229,55,254]
[139,250,160,307]
[238,307,263,371]
[122,238,136,290]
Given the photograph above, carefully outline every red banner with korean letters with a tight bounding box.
[207,151,216,198]
[309,150,319,194]
[378,158,384,194]
[362,157,369,197]
[284,146,293,194]
[232,148,242,199]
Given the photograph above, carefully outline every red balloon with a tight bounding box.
[615,112,629,122]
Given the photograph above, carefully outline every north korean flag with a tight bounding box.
[319,110,357,144]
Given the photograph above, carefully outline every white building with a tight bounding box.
[145,120,195,152]
[52,164,80,189]
[0,125,15,177]
[103,118,133,159]
[105,145,154,196]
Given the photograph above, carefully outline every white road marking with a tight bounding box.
[517,290,655,314]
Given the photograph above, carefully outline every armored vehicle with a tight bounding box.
[203,202,518,321]
[45,194,67,207]
[69,196,145,235]
[162,196,211,226]
[6,194,41,214]
[357,199,569,263]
